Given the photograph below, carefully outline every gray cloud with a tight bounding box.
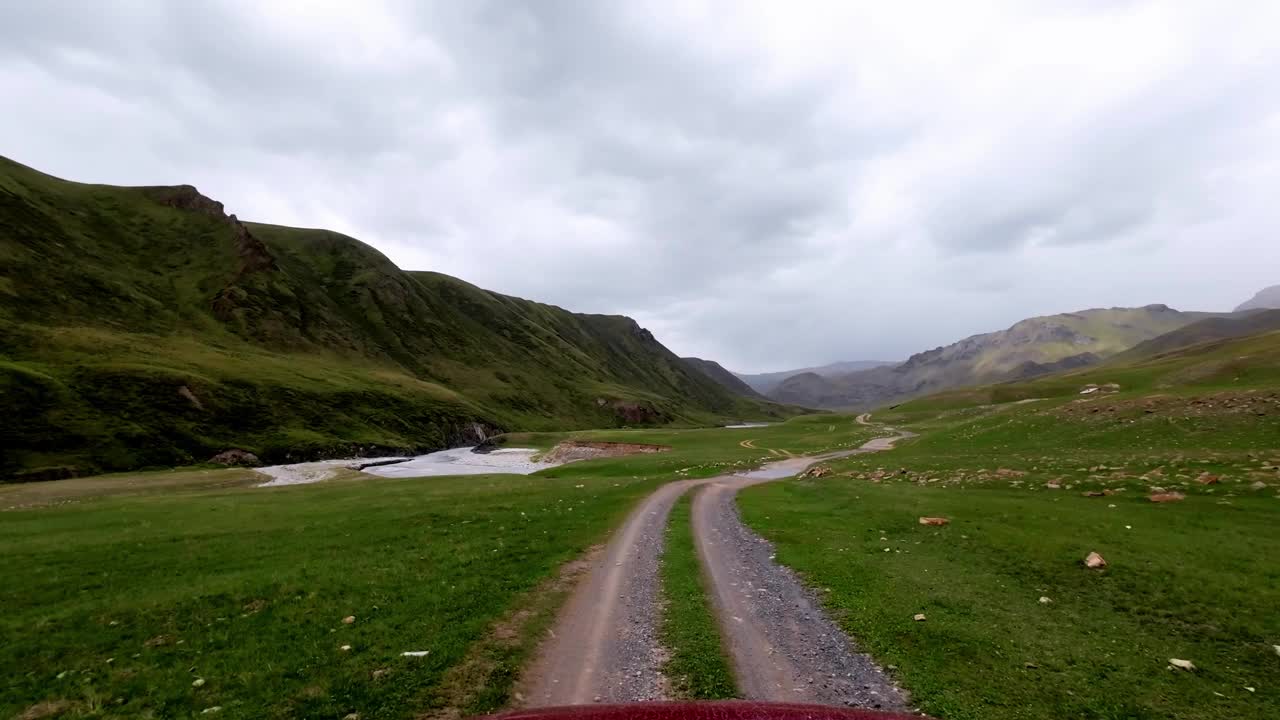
[3,0,1280,372]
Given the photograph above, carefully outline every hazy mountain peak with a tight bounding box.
[1236,285,1280,312]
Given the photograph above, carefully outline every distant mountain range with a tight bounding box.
[733,361,898,395]
[735,302,1280,411]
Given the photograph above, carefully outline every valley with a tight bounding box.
[4,322,1278,719]
[2,156,1279,720]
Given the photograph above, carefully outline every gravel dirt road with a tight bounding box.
[519,422,912,709]
[691,430,913,709]
[518,478,704,706]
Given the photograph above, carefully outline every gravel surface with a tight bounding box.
[519,479,705,706]
[519,423,914,709]
[691,430,914,710]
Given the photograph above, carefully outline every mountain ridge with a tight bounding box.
[735,360,897,395]
[679,357,767,399]
[0,155,790,479]
[769,305,1220,409]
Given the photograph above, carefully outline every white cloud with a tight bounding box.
[2,0,1278,372]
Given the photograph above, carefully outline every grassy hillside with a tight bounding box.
[742,330,1280,720]
[773,305,1217,410]
[0,156,790,480]
[1116,309,1280,361]
[680,357,766,399]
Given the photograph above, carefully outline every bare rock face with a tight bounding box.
[141,185,226,218]
[209,449,261,466]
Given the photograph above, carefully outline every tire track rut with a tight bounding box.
[518,422,912,709]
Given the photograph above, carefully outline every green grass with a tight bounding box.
[660,495,737,700]
[0,471,662,720]
[738,336,1280,720]
[0,415,864,719]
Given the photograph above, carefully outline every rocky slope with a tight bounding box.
[772,306,1216,410]
[0,156,789,480]
[1235,285,1280,312]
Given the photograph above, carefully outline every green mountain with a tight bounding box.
[0,156,789,480]
[679,357,766,399]
[1117,309,1280,361]
[771,306,1217,410]
[896,324,1280,413]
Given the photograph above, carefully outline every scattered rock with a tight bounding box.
[343,714,360,720]
[342,616,356,625]
[1169,658,1196,671]
[1082,491,1106,497]
[178,385,206,411]
[918,517,949,526]
[1196,473,1220,485]
[1084,552,1107,569]
[371,668,389,679]
[192,678,206,688]
[209,449,260,467]
[340,645,352,652]
[401,651,430,657]
[913,613,927,622]
[201,708,222,715]
[1149,492,1186,503]
[1045,481,1061,489]
[1039,596,1052,604]
[995,468,1027,478]
[1251,481,1268,490]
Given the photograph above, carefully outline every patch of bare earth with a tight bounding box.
[419,546,603,720]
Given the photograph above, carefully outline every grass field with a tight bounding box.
[659,495,736,700]
[0,415,867,720]
[739,339,1280,720]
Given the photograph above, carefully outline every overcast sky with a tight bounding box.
[4,1,1279,372]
